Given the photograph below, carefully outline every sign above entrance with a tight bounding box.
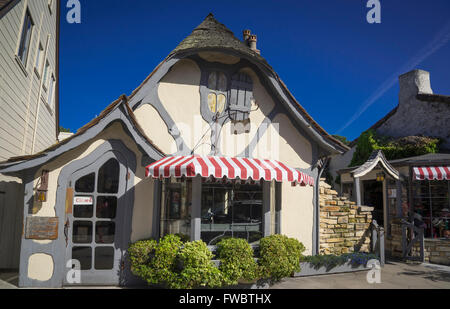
[73,196,94,205]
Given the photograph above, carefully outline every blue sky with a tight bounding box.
[59,0,450,141]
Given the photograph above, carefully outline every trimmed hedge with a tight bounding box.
[216,238,259,285]
[128,234,306,288]
[259,235,305,281]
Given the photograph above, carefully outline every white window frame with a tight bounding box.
[15,8,34,75]
[34,42,44,77]
[48,0,53,14]
[47,74,55,110]
[42,60,50,92]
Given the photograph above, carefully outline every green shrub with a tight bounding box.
[174,233,190,243]
[216,238,259,285]
[127,238,157,279]
[258,235,305,281]
[350,130,440,167]
[128,235,223,289]
[174,241,223,289]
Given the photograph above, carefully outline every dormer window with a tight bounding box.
[207,71,227,114]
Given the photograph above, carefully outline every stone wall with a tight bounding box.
[319,179,374,255]
[386,222,450,266]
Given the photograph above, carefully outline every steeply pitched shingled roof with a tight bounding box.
[169,13,270,68]
[0,0,11,9]
[165,13,349,153]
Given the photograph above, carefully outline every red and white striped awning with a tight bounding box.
[413,166,450,181]
[146,156,314,186]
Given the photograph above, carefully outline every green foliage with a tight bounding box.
[128,235,222,289]
[301,253,378,271]
[350,130,440,167]
[127,238,157,279]
[59,126,71,133]
[174,241,223,289]
[128,234,307,288]
[258,235,305,281]
[174,233,190,243]
[332,135,350,146]
[216,238,259,285]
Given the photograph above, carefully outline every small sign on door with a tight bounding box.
[73,196,93,205]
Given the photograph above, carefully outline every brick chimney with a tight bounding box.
[243,29,251,42]
[399,69,433,103]
[243,30,260,55]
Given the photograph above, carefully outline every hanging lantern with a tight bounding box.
[376,172,385,182]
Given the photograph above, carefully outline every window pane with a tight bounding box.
[74,199,94,218]
[160,178,192,240]
[96,196,117,219]
[19,12,33,64]
[217,72,227,91]
[35,44,42,69]
[75,173,95,193]
[47,76,54,105]
[43,62,49,85]
[201,183,263,245]
[217,94,226,114]
[208,72,217,90]
[208,93,217,113]
[72,247,92,270]
[95,247,115,270]
[95,222,115,244]
[72,221,93,244]
[97,159,119,194]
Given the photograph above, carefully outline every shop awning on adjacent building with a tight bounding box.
[145,155,314,186]
[413,166,450,181]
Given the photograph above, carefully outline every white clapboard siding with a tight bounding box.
[0,0,58,161]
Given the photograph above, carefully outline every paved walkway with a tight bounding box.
[271,261,450,289]
[2,262,450,289]
[0,271,18,289]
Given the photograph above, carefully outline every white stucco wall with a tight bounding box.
[27,122,156,278]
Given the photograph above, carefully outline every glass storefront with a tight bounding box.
[201,182,263,245]
[160,178,192,240]
[413,180,450,239]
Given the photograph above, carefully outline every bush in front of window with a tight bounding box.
[128,235,223,289]
[175,240,224,289]
[127,238,157,280]
[258,235,305,281]
[216,238,260,285]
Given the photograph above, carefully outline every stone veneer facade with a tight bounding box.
[319,179,374,255]
[386,222,450,266]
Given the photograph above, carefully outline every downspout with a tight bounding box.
[313,157,329,256]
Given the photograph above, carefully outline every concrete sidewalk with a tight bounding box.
[0,271,18,289]
[271,261,450,289]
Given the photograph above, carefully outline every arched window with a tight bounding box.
[207,71,227,114]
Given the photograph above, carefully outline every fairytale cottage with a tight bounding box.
[0,14,351,287]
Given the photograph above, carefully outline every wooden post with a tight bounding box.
[396,180,403,218]
[190,176,202,241]
[354,177,362,206]
[379,226,385,267]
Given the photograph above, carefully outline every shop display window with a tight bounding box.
[200,183,263,245]
[413,180,450,239]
